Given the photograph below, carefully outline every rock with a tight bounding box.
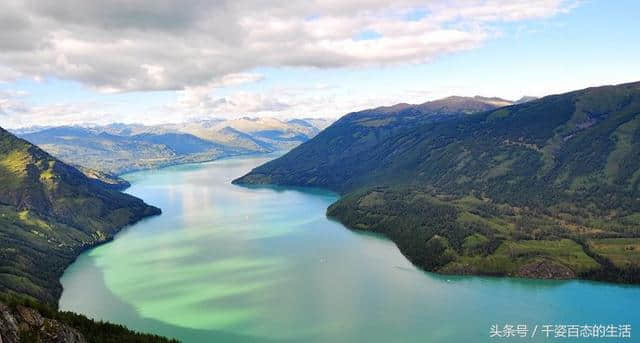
[516,259,575,279]
[41,319,86,343]
[17,306,44,327]
[0,302,86,343]
[0,304,19,343]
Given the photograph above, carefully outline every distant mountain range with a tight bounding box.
[15,117,333,175]
[235,83,640,283]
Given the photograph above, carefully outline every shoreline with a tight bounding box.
[56,152,287,306]
[53,208,162,308]
[114,150,286,179]
[233,179,640,287]
[57,157,640,342]
[325,207,640,286]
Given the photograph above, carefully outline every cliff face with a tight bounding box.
[0,302,85,343]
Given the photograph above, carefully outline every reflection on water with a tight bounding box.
[60,155,640,343]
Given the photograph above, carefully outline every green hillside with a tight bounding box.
[234,83,640,282]
[234,96,513,191]
[0,126,161,306]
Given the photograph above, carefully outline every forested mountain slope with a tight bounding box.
[235,83,640,282]
[0,126,160,305]
[234,96,514,191]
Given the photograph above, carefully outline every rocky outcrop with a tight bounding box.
[0,303,86,343]
[0,303,20,343]
[516,260,575,280]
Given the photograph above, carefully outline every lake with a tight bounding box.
[60,155,640,342]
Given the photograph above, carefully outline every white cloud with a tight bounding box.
[0,0,574,92]
[0,90,120,128]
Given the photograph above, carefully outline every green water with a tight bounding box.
[60,155,640,342]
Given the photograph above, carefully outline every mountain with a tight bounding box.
[415,95,513,114]
[16,117,333,175]
[515,95,538,104]
[0,126,160,305]
[131,132,224,155]
[215,126,273,151]
[170,122,274,152]
[287,118,333,130]
[234,84,640,283]
[170,117,332,151]
[74,166,131,191]
[234,95,514,191]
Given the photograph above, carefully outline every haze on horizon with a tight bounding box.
[0,0,638,129]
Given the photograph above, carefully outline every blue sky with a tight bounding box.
[0,1,638,128]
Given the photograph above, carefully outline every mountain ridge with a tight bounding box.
[233,95,515,191]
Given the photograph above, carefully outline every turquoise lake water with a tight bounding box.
[59,155,640,342]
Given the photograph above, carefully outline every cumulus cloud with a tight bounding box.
[174,90,290,120]
[0,0,574,91]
